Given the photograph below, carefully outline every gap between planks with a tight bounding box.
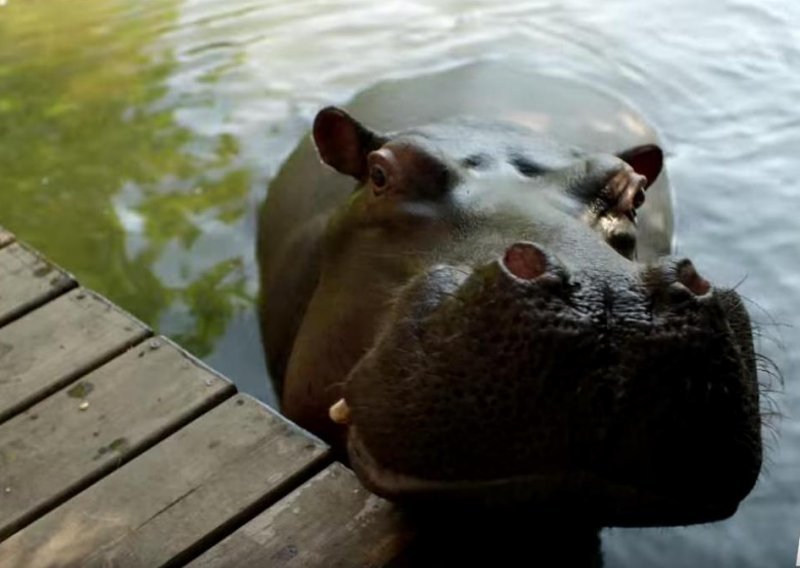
[0,394,332,567]
[0,231,345,564]
[0,289,152,426]
[0,240,78,330]
[0,337,238,541]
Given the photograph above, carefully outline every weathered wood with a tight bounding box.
[189,463,411,568]
[0,287,149,424]
[0,228,13,250]
[0,337,237,542]
[0,394,330,568]
[0,242,75,328]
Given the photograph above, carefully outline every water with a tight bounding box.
[1,0,798,565]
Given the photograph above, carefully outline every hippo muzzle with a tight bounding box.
[339,244,761,526]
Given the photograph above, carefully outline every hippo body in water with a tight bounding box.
[257,62,761,547]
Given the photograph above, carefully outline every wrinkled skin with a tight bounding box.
[258,64,761,547]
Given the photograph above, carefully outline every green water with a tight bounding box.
[1,1,262,394]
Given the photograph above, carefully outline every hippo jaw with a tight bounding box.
[337,253,761,527]
[346,428,743,527]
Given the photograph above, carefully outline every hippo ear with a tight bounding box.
[618,144,664,188]
[313,107,386,180]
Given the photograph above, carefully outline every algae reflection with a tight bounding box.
[0,1,253,359]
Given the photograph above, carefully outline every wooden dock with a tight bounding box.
[0,227,411,567]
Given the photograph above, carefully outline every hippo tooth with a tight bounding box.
[329,398,351,424]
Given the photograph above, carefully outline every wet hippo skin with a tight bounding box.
[257,62,761,565]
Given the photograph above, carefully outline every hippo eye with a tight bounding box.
[369,164,388,189]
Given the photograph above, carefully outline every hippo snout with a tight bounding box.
[341,244,761,526]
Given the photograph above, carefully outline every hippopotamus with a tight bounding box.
[257,62,761,552]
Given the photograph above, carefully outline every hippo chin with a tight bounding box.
[258,63,761,532]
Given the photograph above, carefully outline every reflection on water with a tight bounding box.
[0,0,266,398]
[0,0,798,565]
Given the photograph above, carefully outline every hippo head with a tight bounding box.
[308,107,761,527]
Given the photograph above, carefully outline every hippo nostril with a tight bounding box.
[676,260,711,296]
[642,258,713,302]
[502,242,547,280]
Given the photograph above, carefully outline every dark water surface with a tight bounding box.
[1,1,798,565]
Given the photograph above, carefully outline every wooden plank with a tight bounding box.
[0,394,330,568]
[0,228,13,250]
[0,287,149,424]
[0,242,75,328]
[0,337,236,542]
[189,463,411,568]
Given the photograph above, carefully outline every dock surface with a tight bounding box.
[0,228,409,567]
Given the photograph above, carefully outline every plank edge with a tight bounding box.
[0,228,15,250]
[0,380,238,541]
[0,280,78,330]
[0,239,78,329]
[164,449,334,568]
[0,328,153,427]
